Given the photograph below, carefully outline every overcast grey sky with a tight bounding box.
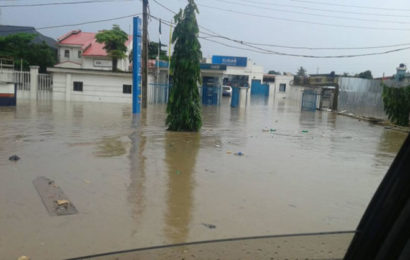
[2,0,410,76]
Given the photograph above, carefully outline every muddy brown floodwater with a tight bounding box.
[0,97,407,259]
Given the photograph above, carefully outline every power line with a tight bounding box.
[200,30,410,50]
[210,0,410,25]
[197,3,410,31]
[152,0,177,14]
[149,1,410,52]
[201,34,410,59]
[229,0,410,18]
[1,13,141,33]
[0,0,135,8]
[200,37,270,54]
[150,14,410,58]
[290,0,410,12]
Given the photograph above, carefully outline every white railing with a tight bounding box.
[38,73,52,92]
[15,71,31,91]
[0,70,31,90]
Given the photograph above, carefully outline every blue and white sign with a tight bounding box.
[132,17,142,114]
[212,55,247,67]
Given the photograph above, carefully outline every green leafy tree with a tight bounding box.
[382,84,410,126]
[0,33,56,72]
[95,25,128,72]
[357,70,373,79]
[296,66,307,77]
[149,41,168,60]
[166,0,202,131]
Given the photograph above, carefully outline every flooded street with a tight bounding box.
[0,97,407,259]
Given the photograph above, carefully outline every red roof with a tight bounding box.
[58,30,132,57]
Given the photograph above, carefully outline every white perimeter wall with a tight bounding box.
[49,68,132,103]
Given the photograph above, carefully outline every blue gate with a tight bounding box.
[301,89,317,111]
[250,79,269,96]
[202,76,220,105]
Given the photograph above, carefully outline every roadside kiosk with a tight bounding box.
[199,63,226,106]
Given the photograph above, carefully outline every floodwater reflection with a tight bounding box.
[164,132,200,244]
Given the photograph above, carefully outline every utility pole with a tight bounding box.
[142,0,148,108]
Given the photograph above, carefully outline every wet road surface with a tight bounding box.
[0,97,407,259]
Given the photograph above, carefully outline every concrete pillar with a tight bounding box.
[239,87,248,107]
[29,65,39,99]
[65,73,71,101]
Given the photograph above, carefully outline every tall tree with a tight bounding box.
[0,33,56,72]
[95,25,128,72]
[357,70,373,79]
[296,66,307,77]
[166,0,202,131]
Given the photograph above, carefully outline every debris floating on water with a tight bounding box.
[9,155,20,161]
[202,223,216,229]
[226,151,232,154]
[302,130,309,133]
[176,170,181,175]
[234,152,244,156]
[17,256,30,260]
[33,176,78,216]
[55,199,70,208]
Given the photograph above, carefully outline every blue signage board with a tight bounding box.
[132,17,142,114]
[200,63,227,70]
[212,55,247,67]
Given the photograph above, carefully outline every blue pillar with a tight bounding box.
[132,17,142,114]
[231,87,240,107]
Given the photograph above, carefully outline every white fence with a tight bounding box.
[0,69,53,94]
[0,70,31,90]
[38,73,52,92]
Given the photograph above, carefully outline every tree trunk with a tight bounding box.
[112,57,118,72]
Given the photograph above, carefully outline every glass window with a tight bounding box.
[279,83,286,92]
[123,84,132,94]
[64,50,70,58]
[73,81,83,92]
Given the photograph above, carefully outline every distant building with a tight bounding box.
[55,30,132,71]
[202,55,264,87]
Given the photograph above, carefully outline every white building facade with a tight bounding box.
[203,55,264,86]
[49,67,133,103]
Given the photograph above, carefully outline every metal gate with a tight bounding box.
[301,89,317,111]
[250,79,269,96]
[148,83,169,104]
[38,73,53,92]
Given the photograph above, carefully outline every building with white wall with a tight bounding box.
[203,55,264,86]
[49,67,133,103]
[55,30,132,71]
[262,74,294,99]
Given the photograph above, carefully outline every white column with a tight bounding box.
[65,73,72,101]
[29,65,39,99]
